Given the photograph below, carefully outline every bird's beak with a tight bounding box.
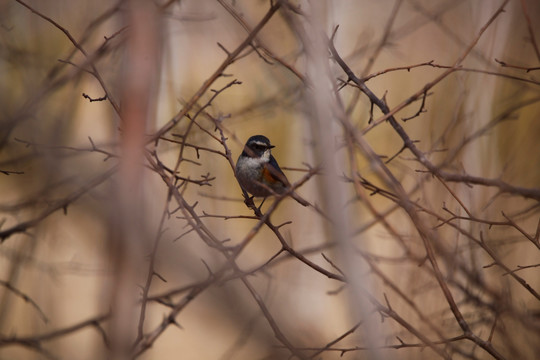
[269,145,275,149]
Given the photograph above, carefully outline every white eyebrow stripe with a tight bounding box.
[250,141,268,147]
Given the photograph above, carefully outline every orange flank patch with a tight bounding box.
[261,166,278,184]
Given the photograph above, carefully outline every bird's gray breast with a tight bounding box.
[235,156,273,196]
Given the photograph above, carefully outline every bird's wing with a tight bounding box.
[262,156,290,187]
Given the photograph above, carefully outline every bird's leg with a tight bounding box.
[242,190,258,212]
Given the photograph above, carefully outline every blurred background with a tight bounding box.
[0,0,539,359]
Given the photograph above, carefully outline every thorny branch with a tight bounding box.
[2,1,539,359]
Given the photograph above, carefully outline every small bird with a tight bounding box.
[235,135,309,207]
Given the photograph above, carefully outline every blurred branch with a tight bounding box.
[328,2,513,359]
[0,280,48,323]
[133,193,171,348]
[217,0,305,82]
[0,166,117,242]
[2,0,540,359]
[518,0,540,62]
[331,5,540,203]
[0,313,110,351]
[152,1,282,140]
[495,58,540,72]
[14,0,121,114]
